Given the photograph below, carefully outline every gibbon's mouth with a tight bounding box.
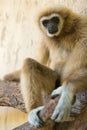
[47,31,59,37]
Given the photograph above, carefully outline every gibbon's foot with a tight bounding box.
[3,70,20,82]
[28,106,44,128]
[51,86,74,122]
[4,74,17,81]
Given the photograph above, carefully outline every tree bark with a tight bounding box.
[0,80,26,112]
[0,80,87,130]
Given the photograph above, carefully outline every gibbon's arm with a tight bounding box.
[62,40,87,93]
[51,39,87,122]
[33,43,49,65]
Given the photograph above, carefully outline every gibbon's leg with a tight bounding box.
[4,70,21,82]
[21,58,58,127]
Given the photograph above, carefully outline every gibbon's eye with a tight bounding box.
[51,17,59,24]
[42,20,49,27]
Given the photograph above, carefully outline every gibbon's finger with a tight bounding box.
[55,109,70,122]
[51,86,62,98]
[51,105,60,120]
[55,111,64,122]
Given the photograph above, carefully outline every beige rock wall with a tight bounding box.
[0,0,87,78]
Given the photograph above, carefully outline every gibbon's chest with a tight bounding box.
[49,46,70,74]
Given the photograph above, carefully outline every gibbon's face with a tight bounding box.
[40,13,64,37]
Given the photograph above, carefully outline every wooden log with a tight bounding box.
[0,80,87,130]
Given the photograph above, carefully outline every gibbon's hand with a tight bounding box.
[28,106,44,128]
[51,86,74,122]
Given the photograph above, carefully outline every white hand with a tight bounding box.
[28,106,44,128]
[51,86,73,122]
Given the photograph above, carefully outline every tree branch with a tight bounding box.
[0,80,87,130]
[0,80,26,112]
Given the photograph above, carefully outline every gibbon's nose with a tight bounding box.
[48,23,58,34]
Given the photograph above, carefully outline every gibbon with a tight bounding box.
[4,5,87,128]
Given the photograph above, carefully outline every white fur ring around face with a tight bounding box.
[51,86,73,122]
[28,106,44,128]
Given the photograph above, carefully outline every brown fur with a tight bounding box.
[4,6,87,126]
